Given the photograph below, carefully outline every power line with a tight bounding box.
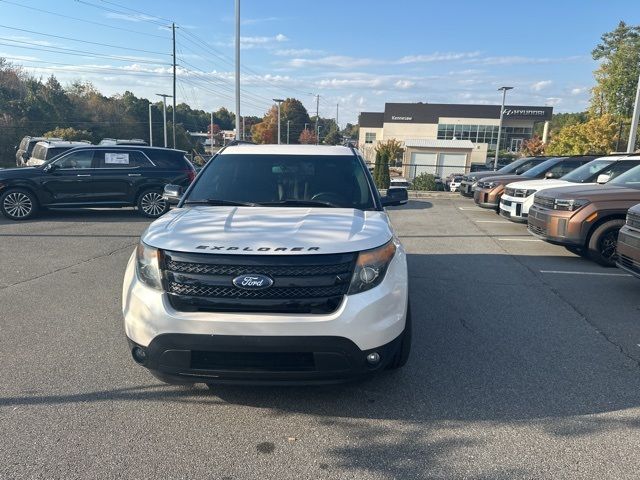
[0,0,168,39]
[98,0,174,24]
[75,0,168,28]
[0,24,171,56]
[0,38,171,65]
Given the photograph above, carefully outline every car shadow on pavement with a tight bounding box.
[0,208,152,225]
[386,200,433,210]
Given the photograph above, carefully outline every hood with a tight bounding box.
[143,206,393,255]
[538,184,640,201]
[505,179,570,190]
[0,167,42,179]
[478,174,521,185]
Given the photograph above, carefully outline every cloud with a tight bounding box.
[240,34,288,44]
[545,97,562,106]
[241,16,280,25]
[286,51,484,69]
[394,80,415,89]
[105,12,162,23]
[274,48,325,57]
[396,52,481,64]
[470,55,588,66]
[571,87,587,95]
[288,56,376,68]
[531,80,552,91]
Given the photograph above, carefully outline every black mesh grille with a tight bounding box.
[168,282,347,299]
[165,260,352,277]
[528,224,546,237]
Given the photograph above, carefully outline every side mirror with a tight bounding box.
[42,163,57,173]
[381,195,402,207]
[515,168,524,175]
[544,172,555,179]
[163,184,183,205]
[596,174,610,184]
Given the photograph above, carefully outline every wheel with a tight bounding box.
[388,305,412,369]
[0,188,38,220]
[564,245,588,258]
[137,189,169,218]
[587,219,625,267]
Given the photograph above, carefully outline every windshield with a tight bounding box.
[521,157,563,178]
[560,158,615,183]
[608,164,640,189]
[496,157,539,174]
[186,154,376,209]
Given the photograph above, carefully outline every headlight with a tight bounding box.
[553,199,589,211]
[136,241,162,290]
[482,181,501,189]
[525,189,537,197]
[348,240,396,295]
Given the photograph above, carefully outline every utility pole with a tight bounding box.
[210,111,214,154]
[234,0,241,140]
[494,86,513,170]
[315,94,320,145]
[148,103,153,147]
[304,122,308,131]
[172,23,177,149]
[242,116,245,140]
[273,99,284,144]
[628,73,640,153]
[287,120,290,144]
[336,103,339,129]
[156,93,172,148]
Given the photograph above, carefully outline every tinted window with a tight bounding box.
[45,147,73,160]
[560,159,615,183]
[146,150,185,168]
[521,158,563,178]
[546,160,587,178]
[609,164,640,189]
[604,160,640,180]
[187,154,375,209]
[94,150,151,168]
[498,157,542,174]
[54,150,95,169]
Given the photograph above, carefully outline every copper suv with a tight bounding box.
[527,160,640,266]
[474,156,595,210]
[616,203,640,278]
[458,157,548,197]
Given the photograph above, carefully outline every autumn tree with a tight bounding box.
[251,106,278,144]
[42,127,91,141]
[546,114,619,155]
[298,128,317,144]
[520,135,545,156]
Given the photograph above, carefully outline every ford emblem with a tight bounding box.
[232,274,274,290]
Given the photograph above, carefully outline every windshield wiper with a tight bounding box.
[258,199,339,208]
[184,199,258,207]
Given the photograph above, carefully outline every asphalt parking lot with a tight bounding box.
[1,198,640,479]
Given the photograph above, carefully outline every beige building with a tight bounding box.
[359,102,552,178]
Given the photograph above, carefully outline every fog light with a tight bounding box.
[132,346,147,364]
[366,352,380,364]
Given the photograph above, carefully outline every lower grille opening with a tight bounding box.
[191,351,316,372]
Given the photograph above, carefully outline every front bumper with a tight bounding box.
[616,226,640,279]
[474,186,504,209]
[527,205,584,246]
[459,181,475,197]
[122,247,409,382]
[127,332,403,385]
[499,194,533,223]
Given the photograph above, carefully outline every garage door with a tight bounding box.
[409,152,437,179]
[437,153,467,178]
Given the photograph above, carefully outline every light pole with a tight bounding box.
[494,86,513,170]
[628,73,640,153]
[156,93,172,148]
[234,0,241,140]
[273,98,284,144]
[287,120,290,144]
[148,103,153,147]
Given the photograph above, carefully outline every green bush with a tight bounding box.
[412,173,436,191]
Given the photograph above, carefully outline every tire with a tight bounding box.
[388,305,412,369]
[137,189,169,218]
[564,245,588,258]
[0,188,38,220]
[587,219,625,267]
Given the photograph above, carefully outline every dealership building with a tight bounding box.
[358,102,553,178]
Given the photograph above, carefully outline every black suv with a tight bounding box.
[0,146,196,220]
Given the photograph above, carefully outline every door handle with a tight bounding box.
[76,174,91,177]
[128,174,142,177]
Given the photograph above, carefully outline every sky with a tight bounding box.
[1,0,639,126]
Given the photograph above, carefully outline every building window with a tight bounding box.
[437,123,533,150]
[365,132,376,144]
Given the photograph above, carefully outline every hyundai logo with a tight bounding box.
[232,274,274,290]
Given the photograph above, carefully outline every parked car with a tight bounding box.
[458,156,549,197]
[527,164,640,266]
[500,154,639,222]
[449,175,463,192]
[616,203,640,278]
[15,136,62,167]
[474,156,596,211]
[99,138,148,146]
[25,140,91,167]
[0,145,196,220]
[122,144,411,385]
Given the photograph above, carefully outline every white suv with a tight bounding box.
[122,144,411,385]
[500,155,638,223]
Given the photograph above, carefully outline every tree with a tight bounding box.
[372,149,383,186]
[251,106,277,144]
[281,98,311,144]
[323,128,342,145]
[375,138,404,166]
[213,107,235,130]
[520,135,545,156]
[43,127,91,141]
[379,151,391,189]
[298,128,317,144]
[591,21,640,117]
[546,114,619,155]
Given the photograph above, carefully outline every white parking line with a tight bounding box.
[475,220,510,224]
[540,270,632,277]
[458,207,489,211]
[497,238,541,242]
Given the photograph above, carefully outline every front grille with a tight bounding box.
[528,223,547,237]
[533,195,555,209]
[504,187,515,197]
[162,250,356,314]
[619,231,640,249]
[627,211,640,230]
[617,254,640,274]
